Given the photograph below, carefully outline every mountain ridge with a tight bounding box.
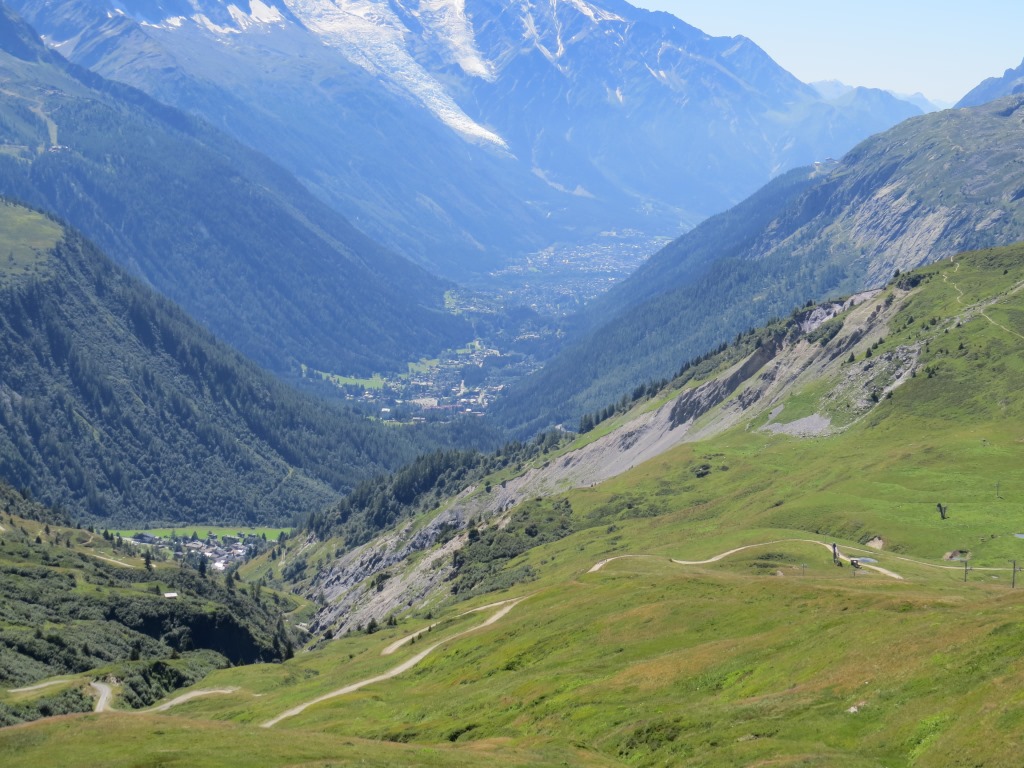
[492,94,1024,434]
[11,0,922,278]
[0,2,469,378]
[0,199,490,526]
[957,56,1024,107]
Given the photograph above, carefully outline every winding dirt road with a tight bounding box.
[90,681,112,712]
[590,539,904,580]
[380,597,525,656]
[7,678,72,694]
[149,688,238,712]
[261,597,527,728]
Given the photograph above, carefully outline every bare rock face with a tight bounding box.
[670,337,782,428]
[310,506,470,635]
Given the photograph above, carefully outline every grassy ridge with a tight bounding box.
[3,246,1024,764]
[0,201,60,282]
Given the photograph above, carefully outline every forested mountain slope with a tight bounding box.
[493,95,1024,434]
[0,201,483,526]
[0,4,467,377]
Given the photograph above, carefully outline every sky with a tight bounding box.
[632,1,1024,105]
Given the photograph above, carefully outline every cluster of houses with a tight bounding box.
[131,531,266,573]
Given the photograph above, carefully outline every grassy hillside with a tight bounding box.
[2,246,1023,764]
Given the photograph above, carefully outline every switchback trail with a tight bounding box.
[90,681,112,712]
[589,539,904,580]
[261,597,528,728]
[148,688,238,712]
[7,678,72,694]
[81,684,238,714]
[381,597,525,656]
[944,257,1024,341]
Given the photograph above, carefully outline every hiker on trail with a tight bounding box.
[832,542,839,563]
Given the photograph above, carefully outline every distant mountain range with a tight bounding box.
[492,94,1024,434]
[812,80,944,112]
[0,3,468,378]
[10,0,922,278]
[958,57,1024,107]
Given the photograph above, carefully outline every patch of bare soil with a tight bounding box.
[762,413,831,437]
[866,537,884,550]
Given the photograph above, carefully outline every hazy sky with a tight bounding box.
[632,1,1024,105]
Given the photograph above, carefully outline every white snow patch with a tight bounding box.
[192,13,239,35]
[563,0,624,24]
[531,167,596,198]
[228,5,253,28]
[249,0,286,23]
[224,1,287,28]
[282,0,507,148]
[416,0,493,80]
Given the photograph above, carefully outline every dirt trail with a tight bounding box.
[591,539,903,579]
[8,678,72,694]
[587,554,657,573]
[673,539,903,579]
[149,688,238,712]
[93,554,136,568]
[381,597,525,656]
[945,258,1024,341]
[90,681,112,712]
[261,598,527,728]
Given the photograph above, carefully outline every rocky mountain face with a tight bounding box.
[492,94,1024,434]
[958,57,1024,107]
[10,0,921,278]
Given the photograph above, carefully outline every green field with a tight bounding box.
[0,202,61,283]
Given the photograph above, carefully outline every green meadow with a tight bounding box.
[0,202,61,283]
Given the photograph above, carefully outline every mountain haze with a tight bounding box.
[12,0,922,277]
[957,56,1024,107]
[0,4,467,378]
